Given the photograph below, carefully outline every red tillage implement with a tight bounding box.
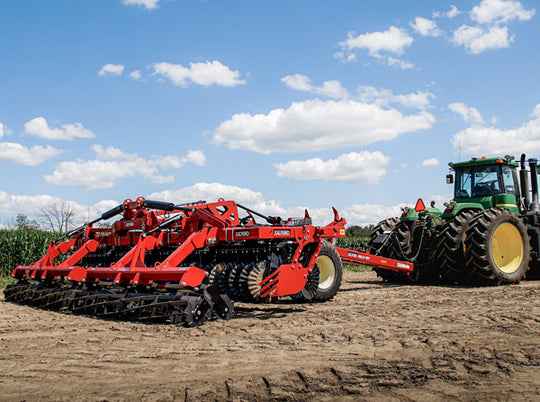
[5,197,413,327]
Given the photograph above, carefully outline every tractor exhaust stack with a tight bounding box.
[520,154,531,210]
[529,157,540,213]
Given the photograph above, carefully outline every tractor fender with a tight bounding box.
[441,203,483,219]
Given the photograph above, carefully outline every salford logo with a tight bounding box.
[235,230,250,237]
[274,230,291,236]
[348,252,370,261]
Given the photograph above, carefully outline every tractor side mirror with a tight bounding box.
[446,174,454,184]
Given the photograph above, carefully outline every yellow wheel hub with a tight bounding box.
[492,223,523,274]
[316,255,335,290]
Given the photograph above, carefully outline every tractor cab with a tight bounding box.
[444,156,521,216]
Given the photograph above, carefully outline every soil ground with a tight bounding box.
[1,271,539,401]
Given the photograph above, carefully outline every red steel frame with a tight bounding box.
[336,247,414,273]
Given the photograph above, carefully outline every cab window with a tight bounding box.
[501,165,516,194]
[455,165,502,198]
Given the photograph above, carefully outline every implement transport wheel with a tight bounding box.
[435,210,477,284]
[312,240,343,302]
[464,208,531,285]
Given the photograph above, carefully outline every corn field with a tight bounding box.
[0,229,371,279]
[0,229,57,278]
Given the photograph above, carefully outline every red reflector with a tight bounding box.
[415,198,426,212]
[496,159,503,163]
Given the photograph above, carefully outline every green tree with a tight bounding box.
[15,214,40,230]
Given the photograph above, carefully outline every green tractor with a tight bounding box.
[370,154,540,285]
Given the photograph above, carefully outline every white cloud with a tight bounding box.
[342,203,407,226]
[410,17,443,37]
[129,70,142,81]
[44,145,206,189]
[316,80,349,99]
[357,86,435,110]
[147,182,322,223]
[452,25,513,53]
[422,158,439,167]
[449,102,485,124]
[0,142,62,166]
[448,5,463,18]
[152,60,246,87]
[121,0,159,10]
[433,5,463,18]
[0,123,3,138]
[183,149,206,166]
[336,26,414,61]
[23,117,95,141]
[0,183,421,228]
[0,191,119,227]
[148,183,265,206]
[98,64,125,76]
[148,182,406,226]
[275,151,390,184]
[281,74,312,91]
[451,103,540,156]
[211,99,435,154]
[471,0,535,24]
[386,57,415,70]
[281,74,349,99]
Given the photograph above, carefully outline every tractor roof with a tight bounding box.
[450,156,519,170]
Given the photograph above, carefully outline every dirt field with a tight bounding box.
[1,271,539,401]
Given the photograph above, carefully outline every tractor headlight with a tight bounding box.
[444,200,456,212]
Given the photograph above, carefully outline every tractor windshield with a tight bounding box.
[455,165,503,198]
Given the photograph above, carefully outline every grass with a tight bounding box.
[0,228,57,290]
[343,263,373,272]
[0,275,16,290]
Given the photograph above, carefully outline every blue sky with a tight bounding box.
[0,0,538,227]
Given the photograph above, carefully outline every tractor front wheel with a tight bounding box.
[435,210,477,284]
[464,209,530,284]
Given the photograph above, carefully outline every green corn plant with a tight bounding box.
[0,229,57,278]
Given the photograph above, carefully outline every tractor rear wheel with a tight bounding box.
[435,210,477,284]
[464,209,530,284]
[312,240,343,302]
[388,221,428,284]
[369,217,399,251]
[368,217,399,282]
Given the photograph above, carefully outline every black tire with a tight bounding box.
[435,210,477,284]
[387,221,434,284]
[369,217,400,251]
[368,217,399,282]
[464,209,531,285]
[312,240,343,302]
